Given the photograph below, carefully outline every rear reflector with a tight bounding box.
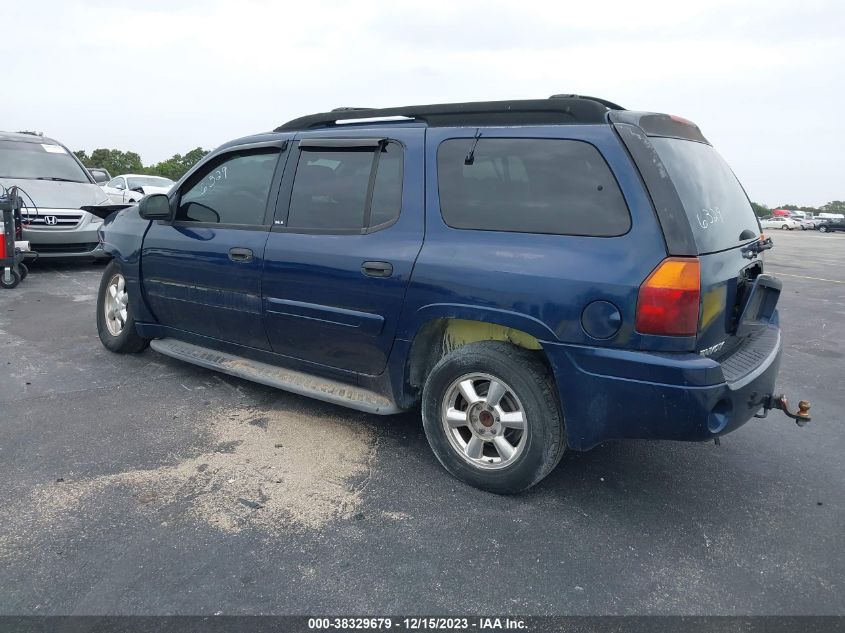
[636,257,701,336]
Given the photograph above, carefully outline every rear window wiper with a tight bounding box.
[741,235,773,259]
[35,176,86,183]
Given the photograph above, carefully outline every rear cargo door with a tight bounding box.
[648,136,774,359]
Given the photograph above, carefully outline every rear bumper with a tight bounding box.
[543,325,782,450]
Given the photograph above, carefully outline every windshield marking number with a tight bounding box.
[198,165,227,197]
[696,206,723,230]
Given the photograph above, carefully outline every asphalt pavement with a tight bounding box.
[0,230,843,615]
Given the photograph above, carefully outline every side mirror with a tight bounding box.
[139,194,173,220]
[89,169,110,184]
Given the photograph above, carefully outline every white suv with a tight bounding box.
[0,132,111,259]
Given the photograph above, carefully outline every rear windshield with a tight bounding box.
[0,140,90,183]
[650,137,759,253]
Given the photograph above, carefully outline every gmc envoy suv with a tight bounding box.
[95,96,809,493]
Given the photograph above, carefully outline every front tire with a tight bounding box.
[819,225,828,233]
[97,260,149,353]
[421,341,565,494]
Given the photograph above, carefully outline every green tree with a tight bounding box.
[74,148,143,175]
[89,149,144,175]
[147,147,209,181]
[750,201,770,218]
[822,200,845,214]
[73,146,209,180]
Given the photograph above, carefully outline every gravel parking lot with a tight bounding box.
[1,230,843,615]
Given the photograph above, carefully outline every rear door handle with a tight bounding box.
[229,247,254,263]
[361,261,393,278]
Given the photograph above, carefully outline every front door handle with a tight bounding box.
[361,261,393,278]
[229,247,254,263]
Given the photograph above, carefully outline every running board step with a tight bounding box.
[150,338,400,415]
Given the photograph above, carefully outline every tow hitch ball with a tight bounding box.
[754,394,812,427]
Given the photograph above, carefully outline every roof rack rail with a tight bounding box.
[276,96,624,131]
[549,94,626,111]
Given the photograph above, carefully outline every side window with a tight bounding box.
[108,178,124,190]
[176,150,280,225]
[368,142,403,228]
[437,138,631,236]
[285,141,403,232]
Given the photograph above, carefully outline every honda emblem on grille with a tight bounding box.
[44,215,58,225]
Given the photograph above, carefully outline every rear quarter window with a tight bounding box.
[437,138,630,236]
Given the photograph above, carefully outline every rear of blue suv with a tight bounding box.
[96,97,808,493]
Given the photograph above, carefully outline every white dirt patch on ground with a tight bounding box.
[1,404,374,557]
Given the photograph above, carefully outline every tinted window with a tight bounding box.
[437,138,630,236]
[0,140,90,182]
[650,137,759,254]
[286,142,403,231]
[369,142,403,227]
[177,150,279,225]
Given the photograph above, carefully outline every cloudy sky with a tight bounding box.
[3,0,843,206]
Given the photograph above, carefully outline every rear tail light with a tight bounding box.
[636,257,701,336]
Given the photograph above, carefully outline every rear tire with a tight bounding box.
[781,224,790,230]
[97,260,149,353]
[819,226,828,233]
[421,341,565,494]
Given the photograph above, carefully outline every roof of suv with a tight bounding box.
[0,131,63,146]
[276,95,625,131]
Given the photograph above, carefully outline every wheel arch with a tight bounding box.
[400,309,556,407]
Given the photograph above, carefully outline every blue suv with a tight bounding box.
[96,96,798,493]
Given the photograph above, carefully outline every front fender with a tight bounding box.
[99,206,157,323]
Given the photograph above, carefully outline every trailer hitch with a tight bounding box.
[754,394,811,426]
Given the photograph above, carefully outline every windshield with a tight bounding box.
[0,140,90,183]
[650,137,759,254]
[127,176,174,189]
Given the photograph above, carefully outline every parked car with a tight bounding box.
[96,96,799,493]
[102,174,174,204]
[0,131,111,259]
[88,167,111,184]
[818,218,845,233]
[796,218,820,230]
[760,216,801,230]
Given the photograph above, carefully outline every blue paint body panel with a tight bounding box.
[261,127,426,374]
[100,117,784,450]
[141,223,272,349]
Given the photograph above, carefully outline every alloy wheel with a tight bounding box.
[440,373,528,470]
[104,273,129,336]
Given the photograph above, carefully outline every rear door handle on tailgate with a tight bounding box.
[228,247,254,263]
